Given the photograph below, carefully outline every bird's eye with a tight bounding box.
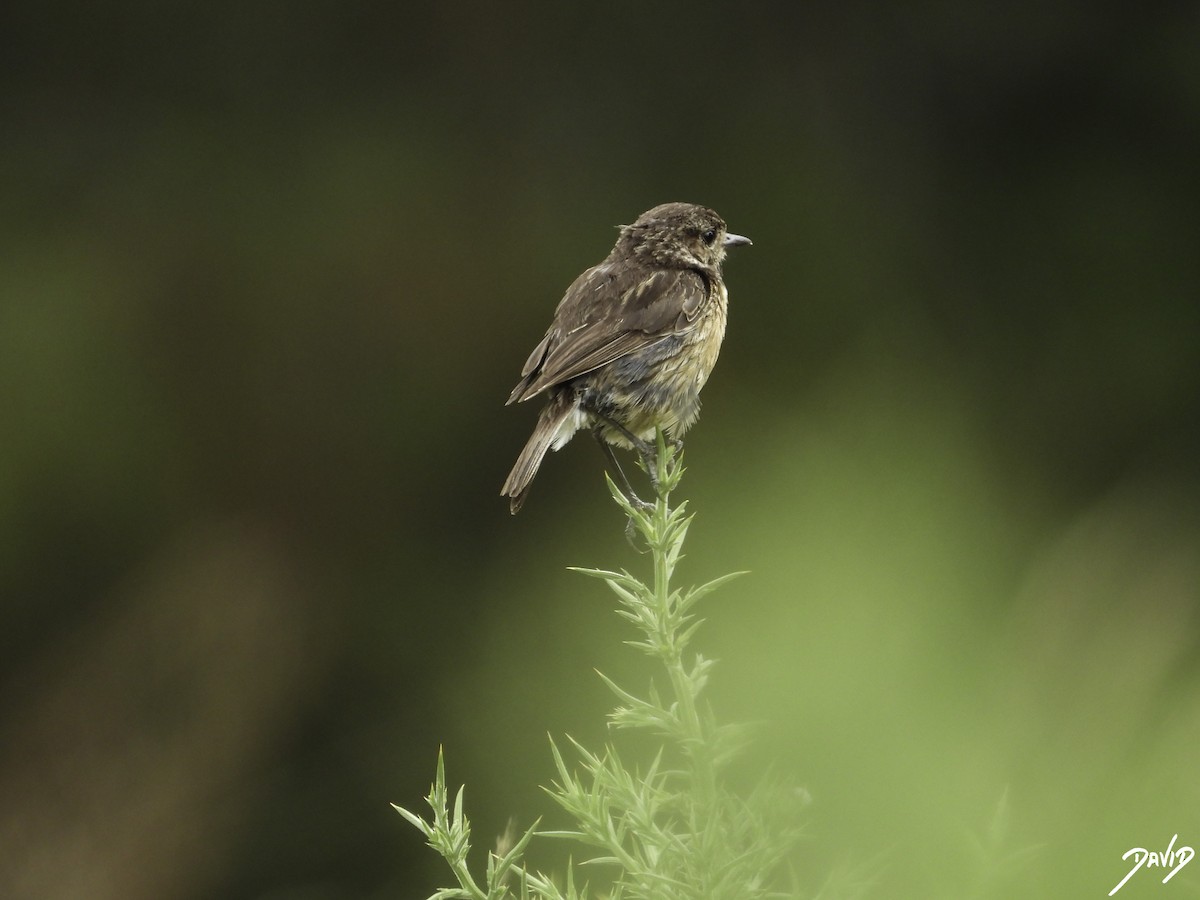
[702,229,717,245]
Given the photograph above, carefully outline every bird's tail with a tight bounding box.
[501,393,578,514]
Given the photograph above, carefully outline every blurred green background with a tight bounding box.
[2,3,1198,898]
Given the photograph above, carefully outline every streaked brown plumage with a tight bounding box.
[501,202,751,513]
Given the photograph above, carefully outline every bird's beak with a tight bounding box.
[724,232,752,247]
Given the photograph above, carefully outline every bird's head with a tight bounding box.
[617,202,751,271]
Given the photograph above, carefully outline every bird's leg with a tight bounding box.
[592,427,653,513]
[586,412,659,493]
[635,439,661,493]
[592,429,654,550]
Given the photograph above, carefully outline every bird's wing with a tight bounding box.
[507,263,710,404]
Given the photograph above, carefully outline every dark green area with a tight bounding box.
[1,4,1197,898]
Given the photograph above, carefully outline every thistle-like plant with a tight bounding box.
[396,434,805,899]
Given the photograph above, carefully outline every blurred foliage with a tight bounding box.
[0,2,1197,898]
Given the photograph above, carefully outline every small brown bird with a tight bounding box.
[501,202,751,513]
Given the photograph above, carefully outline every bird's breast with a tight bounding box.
[690,280,728,387]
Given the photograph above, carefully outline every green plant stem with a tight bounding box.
[649,489,715,813]
[396,431,805,900]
